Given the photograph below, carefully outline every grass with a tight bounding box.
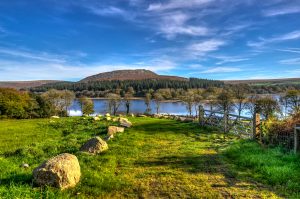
[0,116,295,198]
[222,140,300,198]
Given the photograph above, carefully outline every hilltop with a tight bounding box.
[80,69,187,82]
[0,80,61,89]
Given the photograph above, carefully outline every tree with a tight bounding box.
[106,93,122,115]
[284,90,300,114]
[181,90,195,116]
[144,92,152,114]
[124,87,135,115]
[193,93,203,117]
[202,87,217,111]
[78,97,94,115]
[233,85,248,119]
[216,89,234,114]
[42,89,75,116]
[153,91,164,114]
[255,96,280,120]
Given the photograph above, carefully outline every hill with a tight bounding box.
[224,78,300,85]
[80,69,187,82]
[0,80,61,89]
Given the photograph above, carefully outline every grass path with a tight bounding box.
[0,117,281,198]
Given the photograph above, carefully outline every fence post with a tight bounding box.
[253,113,260,140]
[294,124,300,154]
[198,105,204,126]
[224,110,228,133]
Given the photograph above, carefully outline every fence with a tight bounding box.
[198,105,300,154]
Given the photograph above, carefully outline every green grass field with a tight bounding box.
[0,117,298,198]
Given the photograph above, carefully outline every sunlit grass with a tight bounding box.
[0,117,287,198]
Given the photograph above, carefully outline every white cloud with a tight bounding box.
[157,12,210,39]
[263,6,300,17]
[200,66,242,74]
[0,57,176,81]
[0,48,66,63]
[187,39,226,56]
[213,55,249,65]
[248,30,300,48]
[277,48,300,54]
[279,57,300,65]
[147,0,214,11]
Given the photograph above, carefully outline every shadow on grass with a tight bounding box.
[0,173,33,186]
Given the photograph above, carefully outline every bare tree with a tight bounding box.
[153,91,164,114]
[255,96,280,120]
[124,87,135,115]
[106,93,122,115]
[144,92,152,114]
[233,85,248,119]
[181,90,195,116]
[216,89,234,114]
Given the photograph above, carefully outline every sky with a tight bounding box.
[0,0,300,81]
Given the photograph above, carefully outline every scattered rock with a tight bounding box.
[51,116,60,119]
[20,163,29,169]
[119,118,132,128]
[33,153,81,190]
[106,116,111,121]
[178,117,186,122]
[185,118,194,122]
[107,126,124,136]
[93,116,100,121]
[112,117,119,122]
[104,134,114,141]
[138,114,147,117]
[105,113,111,117]
[80,137,108,154]
[130,113,135,117]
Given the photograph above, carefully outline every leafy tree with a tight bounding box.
[79,97,94,115]
[181,90,195,116]
[255,96,280,120]
[216,89,234,114]
[284,90,300,114]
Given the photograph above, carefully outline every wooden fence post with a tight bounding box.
[294,124,300,154]
[224,110,228,133]
[198,105,204,126]
[253,113,260,140]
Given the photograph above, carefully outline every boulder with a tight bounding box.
[51,116,60,119]
[106,116,111,121]
[138,114,147,117]
[20,163,29,169]
[185,118,194,122]
[108,126,125,136]
[33,153,81,190]
[105,113,111,117]
[119,118,132,128]
[93,116,100,121]
[178,117,186,122]
[80,137,108,154]
[112,117,119,122]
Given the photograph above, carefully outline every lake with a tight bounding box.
[68,99,253,117]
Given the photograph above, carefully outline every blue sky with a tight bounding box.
[0,0,299,81]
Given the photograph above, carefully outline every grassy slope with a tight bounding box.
[0,117,285,198]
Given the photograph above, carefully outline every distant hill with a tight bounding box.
[80,69,187,82]
[224,78,300,85]
[0,80,61,89]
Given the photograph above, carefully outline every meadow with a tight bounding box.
[0,117,299,198]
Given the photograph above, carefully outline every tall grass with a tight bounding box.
[223,140,300,197]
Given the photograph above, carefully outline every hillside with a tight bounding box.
[224,78,300,85]
[80,69,187,82]
[0,80,61,89]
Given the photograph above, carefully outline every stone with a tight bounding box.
[104,134,114,141]
[33,153,81,190]
[106,116,111,121]
[112,117,119,122]
[51,116,60,119]
[107,126,124,136]
[20,163,29,169]
[105,113,111,117]
[138,114,147,117]
[80,137,108,154]
[185,118,194,122]
[119,118,132,128]
[130,113,135,117]
[93,116,100,121]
